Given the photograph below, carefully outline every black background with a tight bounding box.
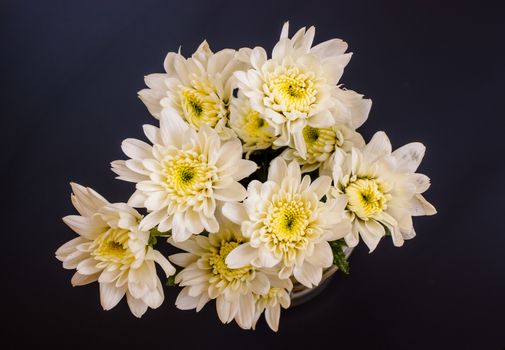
[2,0,504,348]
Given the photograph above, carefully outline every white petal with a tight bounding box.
[222,202,248,225]
[199,213,219,233]
[391,226,405,247]
[71,272,99,286]
[69,182,108,215]
[142,124,162,145]
[126,292,149,318]
[169,253,197,267]
[232,159,258,181]
[111,160,148,183]
[360,220,385,252]
[236,294,255,329]
[55,236,88,260]
[62,215,103,240]
[265,305,281,332]
[344,230,360,247]
[160,108,188,147]
[364,131,392,162]
[391,142,426,173]
[249,272,270,295]
[308,110,334,128]
[311,38,348,59]
[280,21,289,39]
[175,287,200,310]
[306,242,333,268]
[308,176,331,200]
[151,249,176,276]
[76,257,101,275]
[142,278,164,309]
[258,247,280,268]
[100,283,126,310]
[144,191,168,211]
[213,182,247,202]
[278,265,293,280]
[293,262,321,288]
[139,210,166,231]
[287,160,301,183]
[185,209,204,234]
[171,211,192,242]
[121,138,152,160]
[268,157,288,183]
[225,243,258,268]
[216,297,233,324]
[272,38,293,60]
[410,194,437,216]
[250,46,267,70]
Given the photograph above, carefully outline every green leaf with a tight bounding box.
[329,239,350,274]
[148,227,170,247]
[166,275,176,287]
[148,235,158,246]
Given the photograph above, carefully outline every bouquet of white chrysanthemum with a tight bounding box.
[56,22,436,331]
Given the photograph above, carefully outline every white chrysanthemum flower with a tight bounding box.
[138,41,248,139]
[252,275,291,332]
[282,123,365,173]
[235,22,360,151]
[111,110,257,242]
[222,158,352,288]
[331,131,437,252]
[229,91,277,157]
[169,223,274,330]
[55,183,175,318]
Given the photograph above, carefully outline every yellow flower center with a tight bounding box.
[267,66,317,113]
[208,241,254,282]
[179,78,227,129]
[345,178,391,220]
[243,110,271,138]
[263,194,315,264]
[162,150,216,201]
[302,126,336,163]
[92,227,134,265]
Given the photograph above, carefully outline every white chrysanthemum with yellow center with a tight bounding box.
[111,110,257,242]
[344,177,392,220]
[282,123,365,173]
[265,65,318,114]
[178,78,227,130]
[139,41,248,139]
[223,158,352,288]
[235,22,359,150]
[161,150,216,203]
[331,131,437,252]
[229,92,276,156]
[169,226,273,330]
[56,183,175,318]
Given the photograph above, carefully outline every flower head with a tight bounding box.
[56,183,175,318]
[282,122,365,173]
[235,22,366,153]
[331,131,437,251]
[111,111,257,242]
[229,91,277,157]
[139,41,248,139]
[169,222,276,330]
[223,158,351,288]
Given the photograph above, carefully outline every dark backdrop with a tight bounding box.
[2,0,504,348]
